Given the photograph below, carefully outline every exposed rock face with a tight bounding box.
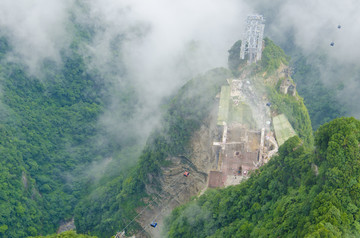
[135,67,284,237]
[57,218,76,234]
[280,78,296,96]
[188,105,221,174]
[136,105,220,238]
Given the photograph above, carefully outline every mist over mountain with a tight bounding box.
[250,0,360,118]
[0,1,360,237]
[1,0,360,120]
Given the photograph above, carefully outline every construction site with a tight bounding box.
[209,76,276,188]
[207,71,297,188]
[208,14,296,189]
[119,14,299,238]
[117,71,298,238]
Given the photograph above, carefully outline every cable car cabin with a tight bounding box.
[183,171,190,177]
[150,222,157,228]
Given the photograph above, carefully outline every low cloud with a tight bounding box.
[2,0,360,151]
[0,0,71,74]
[250,0,360,117]
[270,0,360,63]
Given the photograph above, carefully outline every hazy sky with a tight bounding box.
[0,0,71,74]
[2,0,359,74]
[268,0,360,117]
[267,0,360,62]
[1,0,360,122]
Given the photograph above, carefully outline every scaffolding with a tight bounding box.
[240,15,265,64]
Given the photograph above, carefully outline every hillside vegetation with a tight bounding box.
[261,37,290,73]
[164,39,357,237]
[74,68,232,237]
[267,86,313,147]
[0,38,105,237]
[165,117,360,237]
[291,55,346,130]
[260,38,314,146]
[0,10,350,237]
[0,15,137,237]
[30,230,97,238]
[0,8,233,236]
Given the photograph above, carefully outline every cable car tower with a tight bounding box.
[240,14,265,64]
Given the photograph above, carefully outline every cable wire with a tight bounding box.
[117,169,191,235]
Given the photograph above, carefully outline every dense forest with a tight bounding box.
[290,55,347,130]
[0,37,104,236]
[31,231,96,238]
[165,117,360,237]
[0,12,138,237]
[0,25,346,237]
[0,2,358,237]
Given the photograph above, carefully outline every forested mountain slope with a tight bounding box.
[74,68,232,237]
[291,55,346,130]
[20,36,315,238]
[165,117,360,237]
[73,38,315,237]
[31,231,96,238]
[0,37,104,236]
[0,5,354,236]
[0,17,137,237]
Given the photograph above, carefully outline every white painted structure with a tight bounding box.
[240,15,265,64]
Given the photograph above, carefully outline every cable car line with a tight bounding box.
[136,181,192,237]
[116,169,192,236]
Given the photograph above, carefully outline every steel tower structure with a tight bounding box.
[240,15,265,64]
